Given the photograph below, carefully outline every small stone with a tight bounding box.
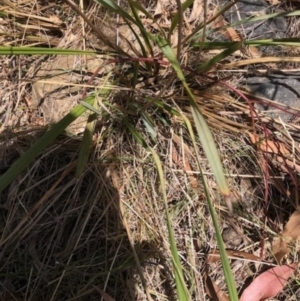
[222,227,242,247]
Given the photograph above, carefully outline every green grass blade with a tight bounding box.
[0,46,96,55]
[192,41,236,49]
[76,75,112,177]
[150,34,229,196]
[190,106,230,196]
[128,1,167,39]
[183,0,240,44]
[95,0,138,28]
[204,10,300,42]
[150,35,184,79]
[141,111,157,140]
[0,95,96,194]
[191,38,300,50]
[245,38,300,46]
[128,0,154,56]
[188,9,300,44]
[95,0,154,61]
[80,101,103,115]
[201,172,239,301]
[218,10,300,32]
[123,119,148,149]
[75,97,97,177]
[196,42,242,72]
[124,121,190,300]
[150,149,190,301]
[181,114,237,299]
[128,1,154,19]
[193,38,300,49]
[152,99,181,116]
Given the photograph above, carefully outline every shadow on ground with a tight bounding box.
[0,129,173,301]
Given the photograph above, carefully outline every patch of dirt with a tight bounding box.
[31,54,105,133]
[29,20,141,134]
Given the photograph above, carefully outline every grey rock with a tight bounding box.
[207,0,287,52]
[223,0,287,40]
[245,73,300,121]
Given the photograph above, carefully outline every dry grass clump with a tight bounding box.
[1,0,300,300]
[0,124,217,300]
[0,134,127,299]
[0,111,275,300]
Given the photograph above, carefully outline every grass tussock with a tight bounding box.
[1,0,300,300]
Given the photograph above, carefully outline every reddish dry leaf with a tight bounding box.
[248,133,300,173]
[239,263,298,301]
[272,206,300,262]
[248,133,290,155]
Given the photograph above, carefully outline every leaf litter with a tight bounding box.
[272,205,300,263]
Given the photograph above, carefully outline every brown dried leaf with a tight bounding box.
[208,250,263,264]
[248,133,290,156]
[247,46,262,59]
[212,13,241,42]
[248,133,300,173]
[271,237,291,263]
[272,206,300,262]
[48,15,63,25]
[204,269,229,301]
[225,26,241,42]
